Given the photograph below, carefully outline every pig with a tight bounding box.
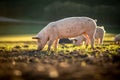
[71,27,105,46]
[32,17,97,51]
[114,34,120,44]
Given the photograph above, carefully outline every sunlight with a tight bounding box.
[0,34,36,41]
[0,33,115,42]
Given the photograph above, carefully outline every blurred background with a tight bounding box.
[0,0,120,36]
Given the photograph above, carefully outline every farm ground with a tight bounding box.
[0,33,120,80]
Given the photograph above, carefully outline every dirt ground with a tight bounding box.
[0,42,120,80]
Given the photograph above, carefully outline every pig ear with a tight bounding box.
[32,36,40,39]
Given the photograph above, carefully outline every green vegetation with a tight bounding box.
[0,33,120,80]
[0,0,119,25]
[0,32,116,41]
[0,22,45,35]
[0,0,119,79]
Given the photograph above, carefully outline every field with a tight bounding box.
[0,33,120,80]
[0,22,120,80]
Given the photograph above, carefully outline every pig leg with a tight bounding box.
[100,37,103,45]
[96,38,100,46]
[47,35,58,51]
[85,39,89,48]
[83,33,90,48]
[53,39,59,51]
[47,39,54,51]
[86,31,95,49]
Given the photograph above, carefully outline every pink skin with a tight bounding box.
[114,34,120,44]
[72,27,105,46]
[32,17,97,51]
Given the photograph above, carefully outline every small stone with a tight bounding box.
[14,70,22,76]
[49,69,59,78]
[81,61,87,67]
[59,62,70,68]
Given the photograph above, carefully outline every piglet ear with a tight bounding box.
[32,36,40,39]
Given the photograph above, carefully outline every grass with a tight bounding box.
[0,33,119,52]
[0,22,119,80]
[0,33,117,51]
[0,33,120,80]
[0,22,45,35]
[0,33,115,46]
[0,33,116,41]
[0,34,35,41]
